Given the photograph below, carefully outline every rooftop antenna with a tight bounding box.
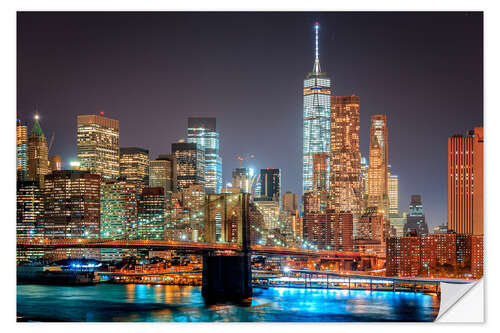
[315,21,319,61]
[313,21,321,74]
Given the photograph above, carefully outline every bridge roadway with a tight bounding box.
[288,269,473,285]
[16,238,380,259]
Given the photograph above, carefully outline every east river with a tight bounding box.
[17,284,440,322]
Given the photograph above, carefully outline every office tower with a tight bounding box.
[357,207,384,242]
[303,210,353,251]
[43,170,101,239]
[171,142,204,192]
[187,117,222,194]
[232,168,251,193]
[100,179,139,239]
[303,191,329,214]
[360,156,368,203]
[49,155,62,172]
[77,114,119,180]
[388,169,399,215]
[367,115,389,215]
[17,181,44,238]
[389,212,407,237]
[303,22,331,194]
[282,191,298,212]
[258,168,281,202]
[312,153,328,191]
[329,95,361,216]
[149,155,176,193]
[180,184,205,239]
[404,195,429,236]
[17,119,28,181]
[27,116,49,185]
[137,187,166,240]
[16,181,45,262]
[119,147,149,184]
[448,127,484,235]
[100,179,139,261]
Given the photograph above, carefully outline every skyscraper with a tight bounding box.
[367,115,389,215]
[149,155,176,193]
[303,210,353,251]
[119,147,149,184]
[27,115,49,186]
[303,22,331,194]
[17,181,44,238]
[357,207,384,242]
[77,114,119,180]
[17,119,28,181]
[137,187,167,240]
[43,170,101,239]
[258,168,281,202]
[187,117,222,194]
[16,180,45,262]
[388,170,399,215]
[312,153,328,191]
[282,191,298,212]
[100,179,139,240]
[404,195,429,236]
[448,127,483,235]
[172,142,204,192]
[100,179,139,261]
[232,167,251,193]
[329,95,361,215]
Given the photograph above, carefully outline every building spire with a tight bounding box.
[31,114,44,138]
[313,21,321,74]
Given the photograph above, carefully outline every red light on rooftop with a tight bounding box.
[99,110,104,116]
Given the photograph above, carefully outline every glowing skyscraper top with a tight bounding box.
[303,21,331,194]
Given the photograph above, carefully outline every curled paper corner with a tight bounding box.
[436,279,484,322]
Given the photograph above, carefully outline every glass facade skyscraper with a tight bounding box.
[171,142,204,192]
[77,114,120,180]
[187,117,222,194]
[303,22,331,194]
[17,120,28,181]
[119,147,149,184]
[258,168,281,202]
[404,195,429,236]
[232,167,251,193]
[368,115,389,215]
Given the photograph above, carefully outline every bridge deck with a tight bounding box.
[17,238,381,259]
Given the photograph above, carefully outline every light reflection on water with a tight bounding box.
[17,284,439,322]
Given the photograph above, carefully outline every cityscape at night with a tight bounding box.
[15,11,483,322]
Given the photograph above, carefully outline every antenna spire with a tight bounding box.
[315,21,319,60]
[313,21,321,74]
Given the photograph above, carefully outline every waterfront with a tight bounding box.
[17,284,440,322]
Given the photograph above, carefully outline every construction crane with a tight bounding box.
[48,132,55,152]
[237,153,255,167]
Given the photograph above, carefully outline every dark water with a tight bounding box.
[17,284,440,322]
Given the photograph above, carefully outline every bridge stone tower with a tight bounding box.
[202,193,252,305]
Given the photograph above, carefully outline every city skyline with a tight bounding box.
[17,12,483,229]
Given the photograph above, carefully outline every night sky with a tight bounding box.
[17,12,483,229]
